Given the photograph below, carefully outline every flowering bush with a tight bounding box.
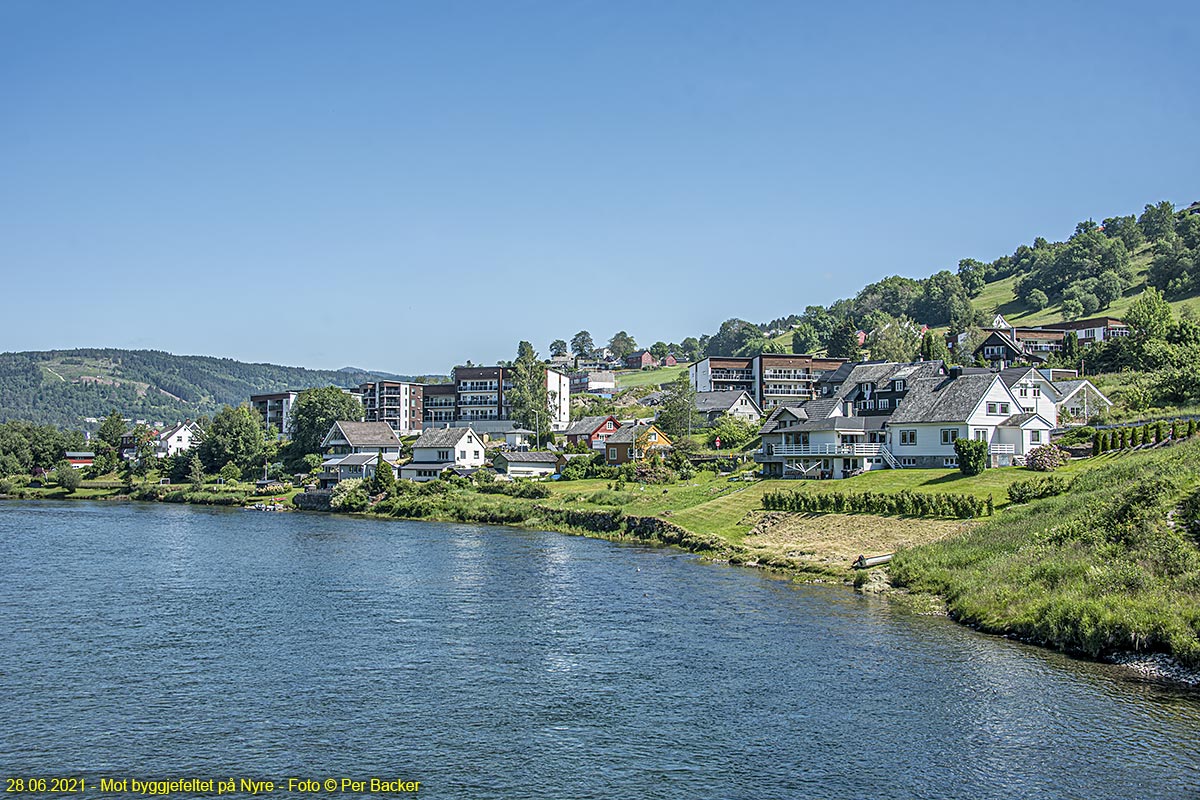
[1026,444,1070,472]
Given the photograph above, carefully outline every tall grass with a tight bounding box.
[891,438,1200,665]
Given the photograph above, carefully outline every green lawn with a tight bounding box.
[615,364,690,389]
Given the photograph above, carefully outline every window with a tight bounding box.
[1032,387,1041,397]
[1019,386,1028,397]
[648,432,658,442]
[900,430,916,446]
[1022,406,1034,413]
[987,403,997,414]
[1000,403,1010,414]
[437,450,450,461]
[1030,430,1042,443]
[901,457,917,467]
[474,450,480,458]
[973,429,987,441]
[893,380,906,391]
[878,399,890,410]
[605,420,614,430]
[943,457,959,467]
[459,450,467,459]
[941,429,958,445]
[608,448,617,460]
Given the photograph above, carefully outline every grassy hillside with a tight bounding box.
[970,248,1200,326]
[0,348,419,428]
[892,437,1200,665]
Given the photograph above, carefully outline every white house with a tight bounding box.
[998,367,1059,422]
[493,451,559,478]
[400,427,485,482]
[1051,379,1112,424]
[886,371,1052,467]
[694,390,762,424]
[155,421,203,457]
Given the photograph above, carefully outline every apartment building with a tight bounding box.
[359,380,424,436]
[420,365,571,434]
[250,391,300,435]
[689,353,846,411]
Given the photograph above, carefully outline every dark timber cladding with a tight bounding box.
[454,365,508,424]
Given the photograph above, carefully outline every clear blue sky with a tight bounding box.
[2,1,1197,374]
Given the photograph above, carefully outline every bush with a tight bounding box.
[330,478,365,510]
[1027,444,1070,472]
[479,480,552,499]
[1007,475,1072,504]
[762,489,988,519]
[954,438,988,476]
[219,462,243,483]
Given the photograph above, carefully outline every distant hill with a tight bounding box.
[0,348,425,428]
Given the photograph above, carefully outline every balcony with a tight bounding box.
[763,388,814,397]
[711,370,753,381]
[762,369,813,380]
[756,443,883,459]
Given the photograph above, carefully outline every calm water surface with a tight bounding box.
[2,501,1198,799]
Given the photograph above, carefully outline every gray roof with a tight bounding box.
[497,451,559,463]
[998,412,1037,427]
[564,416,617,436]
[607,424,667,444]
[336,453,383,466]
[412,427,476,448]
[328,421,400,448]
[694,390,760,414]
[888,374,1000,424]
[65,451,95,458]
[758,406,809,435]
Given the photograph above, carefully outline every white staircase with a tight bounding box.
[880,446,901,469]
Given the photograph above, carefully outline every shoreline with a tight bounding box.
[5,491,1200,691]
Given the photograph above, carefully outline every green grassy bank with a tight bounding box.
[891,438,1200,665]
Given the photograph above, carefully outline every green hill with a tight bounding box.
[0,348,420,428]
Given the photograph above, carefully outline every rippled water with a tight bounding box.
[2,501,1199,798]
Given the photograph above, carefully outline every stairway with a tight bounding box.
[880,446,901,469]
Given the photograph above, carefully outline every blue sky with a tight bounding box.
[2,1,1197,374]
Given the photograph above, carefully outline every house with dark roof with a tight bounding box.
[321,421,401,455]
[493,451,560,478]
[693,390,762,424]
[563,415,621,450]
[604,424,672,466]
[625,350,659,369]
[400,426,484,482]
[886,370,1052,467]
[755,361,943,478]
[154,421,203,458]
[318,452,400,489]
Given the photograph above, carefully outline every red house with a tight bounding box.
[64,451,94,469]
[563,415,621,449]
[625,350,659,369]
[662,353,678,366]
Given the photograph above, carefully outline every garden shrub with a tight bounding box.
[1026,444,1070,472]
[954,438,988,476]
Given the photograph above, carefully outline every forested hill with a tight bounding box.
[0,348,417,428]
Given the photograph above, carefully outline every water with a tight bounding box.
[2,501,1198,799]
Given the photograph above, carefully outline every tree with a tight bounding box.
[1094,271,1123,308]
[97,410,126,450]
[571,330,595,358]
[707,414,758,450]
[199,405,265,474]
[286,386,364,456]
[791,323,820,354]
[549,339,568,358]
[656,373,700,439]
[1059,332,1080,367]
[1138,201,1176,242]
[508,343,551,445]
[1028,289,1049,310]
[957,259,987,297]
[188,454,205,488]
[1126,287,1173,341]
[54,461,81,493]
[1061,298,1084,320]
[649,341,670,360]
[705,318,762,356]
[919,330,951,363]
[679,337,703,362]
[372,456,395,496]
[219,461,243,483]
[867,316,922,362]
[607,331,638,360]
[827,319,862,360]
[1102,215,1144,251]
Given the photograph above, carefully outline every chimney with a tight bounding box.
[949,366,963,379]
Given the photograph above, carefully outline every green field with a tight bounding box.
[614,363,689,389]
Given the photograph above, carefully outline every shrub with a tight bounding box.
[219,462,242,483]
[1027,444,1070,472]
[330,478,365,510]
[1007,475,1071,504]
[53,462,81,493]
[761,489,986,519]
[954,438,988,476]
[479,480,552,499]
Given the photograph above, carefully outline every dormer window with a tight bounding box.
[893,380,906,392]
